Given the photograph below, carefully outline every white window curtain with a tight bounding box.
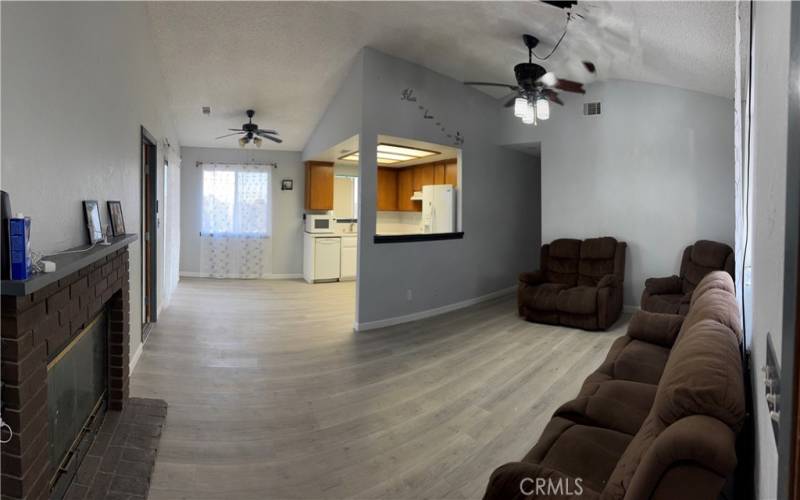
[200,163,272,278]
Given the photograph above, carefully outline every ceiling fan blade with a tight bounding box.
[464,81,519,91]
[554,79,586,94]
[256,131,283,144]
[256,129,277,135]
[542,89,564,106]
[228,128,245,132]
[215,132,245,139]
[582,61,596,73]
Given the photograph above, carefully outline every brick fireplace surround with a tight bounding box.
[1,238,134,500]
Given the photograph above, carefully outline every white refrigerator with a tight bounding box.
[421,184,456,234]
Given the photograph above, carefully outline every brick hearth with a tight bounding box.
[1,246,131,500]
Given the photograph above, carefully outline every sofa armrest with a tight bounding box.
[597,274,618,289]
[627,310,685,348]
[483,461,594,500]
[519,271,545,286]
[644,275,682,295]
[622,415,737,500]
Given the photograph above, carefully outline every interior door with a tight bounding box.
[141,127,158,341]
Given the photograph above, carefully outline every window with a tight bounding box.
[201,164,270,237]
[334,175,359,221]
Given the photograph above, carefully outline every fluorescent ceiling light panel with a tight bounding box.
[377,143,438,158]
[338,143,440,164]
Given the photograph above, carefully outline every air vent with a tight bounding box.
[583,102,601,116]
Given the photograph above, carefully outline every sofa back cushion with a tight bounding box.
[602,272,744,499]
[544,239,581,285]
[681,240,734,294]
[678,272,742,345]
[578,237,618,287]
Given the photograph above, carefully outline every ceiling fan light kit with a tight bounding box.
[217,109,282,147]
[464,13,593,127]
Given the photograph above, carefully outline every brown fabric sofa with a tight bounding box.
[641,240,734,315]
[518,237,627,331]
[484,271,744,500]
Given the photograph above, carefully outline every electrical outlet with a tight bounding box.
[406,289,413,301]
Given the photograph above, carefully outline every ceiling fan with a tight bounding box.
[215,109,282,146]
[465,30,594,126]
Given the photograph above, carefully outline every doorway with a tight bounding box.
[141,126,158,341]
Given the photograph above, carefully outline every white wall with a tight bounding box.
[355,48,542,326]
[179,147,305,277]
[746,2,792,498]
[1,2,181,370]
[499,80,735,306]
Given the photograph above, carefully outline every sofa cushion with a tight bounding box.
[557,286,598,315]
[641,293,686,315]
[691,240,732,269]
[556,379,658,436]
[580,237,617,260]
[627,311,685,348]
[679,286,742,345]
[690,270,736,307]
[521,283,570,311]
[612,340,670,385]
[545,239,581,286]
[524,417,632,494]
[549,238,582,259]
[578,237,618,287]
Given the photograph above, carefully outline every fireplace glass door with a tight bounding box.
[47,310,108,480]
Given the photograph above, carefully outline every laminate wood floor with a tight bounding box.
[131,278,626,500]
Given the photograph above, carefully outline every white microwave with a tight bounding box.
[305,214,336,233]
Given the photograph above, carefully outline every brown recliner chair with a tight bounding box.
[518,237,626,331]
[641,240,734,315]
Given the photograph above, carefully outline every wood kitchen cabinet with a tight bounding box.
[304,161,334,210]
[413,163,434,191]
[445,159,458,187]
[433,162,446,185]
[377,167,398,211]
[396,167,418,212]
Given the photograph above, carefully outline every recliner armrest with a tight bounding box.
[622,415,737,500]
[597,274,618,288]
[627,310,684,348]
[644,275,682,295]
[519,271,545,286]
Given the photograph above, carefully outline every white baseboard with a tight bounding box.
[354,285,516,332]
[179,271,303,280]
[623,304,640,314]
[130,342,144,373]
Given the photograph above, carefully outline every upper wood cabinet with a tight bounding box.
[304,161,334,211]
[433,162,446,185]
[396,167,418,212]
[377,167,398,211]
[444,159,458,187]
[413,163,434,191]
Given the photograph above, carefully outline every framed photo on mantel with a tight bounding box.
[107,201,126,236]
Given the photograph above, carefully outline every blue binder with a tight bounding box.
[9,216,31,280]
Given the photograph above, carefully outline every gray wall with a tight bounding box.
[1,2,182,368]
[179,147,305,276]
[498,80,735,306]
[747,2,792,498]
[356,48,542,326]
[302,54,363,161]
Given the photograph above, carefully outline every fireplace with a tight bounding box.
[1,235,135,500]
[47,309,108,498]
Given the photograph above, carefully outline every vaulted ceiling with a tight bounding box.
[146,1,734,150]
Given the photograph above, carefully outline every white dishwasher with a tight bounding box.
[313,236,341,281]
[340,236,357,280]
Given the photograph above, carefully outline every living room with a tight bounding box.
[1,2,799,500]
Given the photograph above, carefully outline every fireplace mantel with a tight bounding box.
[1,234,137,296]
